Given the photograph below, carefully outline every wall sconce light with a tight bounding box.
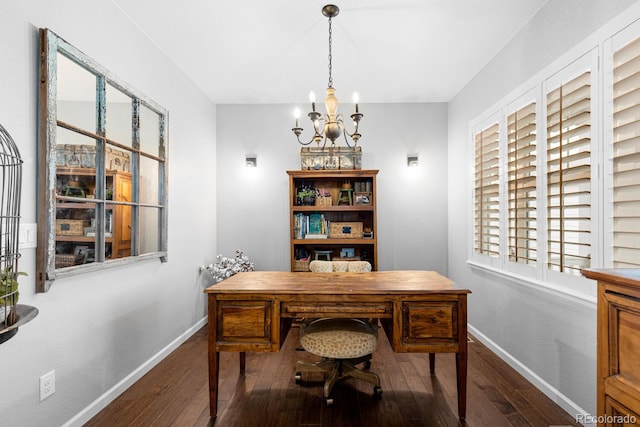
[245,155,257,168]
[407,155,419,167]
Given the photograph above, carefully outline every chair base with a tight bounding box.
[295,355,382,404]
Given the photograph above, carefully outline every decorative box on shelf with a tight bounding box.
[56,219,87,236]
[300,146,362,170]
[329,222,364,239]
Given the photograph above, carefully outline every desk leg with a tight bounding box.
[239,352,246,373]
[455,351,467,420]
[429,353,435,374]
[208,296,219,419]
[456,296,468,420]
[209,351,220,418]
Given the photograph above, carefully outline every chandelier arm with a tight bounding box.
[312,115,327,135]
[341,127,356,148]
[335,113,361,148]
[292,129,318,146]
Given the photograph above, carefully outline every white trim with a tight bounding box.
[468,260,597,305]
[468,324,595,427]
[62,317,208,427]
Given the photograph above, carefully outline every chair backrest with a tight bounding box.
[309,260,372,273]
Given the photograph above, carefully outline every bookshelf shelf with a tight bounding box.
[291,205,375,212]
[287,169,378,271]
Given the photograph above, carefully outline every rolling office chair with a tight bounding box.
[294,260,382,405]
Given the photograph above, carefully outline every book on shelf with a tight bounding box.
[304,234,328,239]
[293,212,330,239]
[308,213,324,235]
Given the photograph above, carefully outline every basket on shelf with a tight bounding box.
[294,259,310,272]
[315,196,332,207]
[55,254,84,269]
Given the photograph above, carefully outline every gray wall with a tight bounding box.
[216,103,449,275]
[0,1,218,425]
[447,0,639,419]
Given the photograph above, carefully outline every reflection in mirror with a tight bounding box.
[55,200,97,268]
[140,207,160,255]
[106,83,133,147]
[37,28,168,292]
[140,156,159,205]
[56,126,97,167]
[56,52,96,131]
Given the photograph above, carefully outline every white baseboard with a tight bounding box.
[468,324,595,427]
[62,317,208,427]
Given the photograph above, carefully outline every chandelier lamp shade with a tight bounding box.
[292,4,363,148]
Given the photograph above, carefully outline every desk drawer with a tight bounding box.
[281,301,392,318]
[216,300,272,345]
[401,301,459,349]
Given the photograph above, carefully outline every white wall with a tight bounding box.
[0,1,217,425]
[447,0,639,420]
[216,103,449,275]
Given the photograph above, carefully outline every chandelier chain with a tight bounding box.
[328,16,333,88]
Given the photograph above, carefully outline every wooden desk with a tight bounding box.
[205,270,471,420]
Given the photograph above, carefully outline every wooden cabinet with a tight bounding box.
[582,269,640,426]
[287,169,378,271]
[55,167,132,267]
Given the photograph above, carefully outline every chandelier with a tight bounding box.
[292,4,363,148]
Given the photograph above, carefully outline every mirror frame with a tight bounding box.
[37,28,169,292]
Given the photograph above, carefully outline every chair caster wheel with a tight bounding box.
[325,397,334,406]
[294,372,302,384]
[373,386,383,399]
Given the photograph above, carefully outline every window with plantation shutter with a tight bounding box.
[546,71,592,275]
[612,36,640,268]
[507,102,537,265]
[474,123,500,257]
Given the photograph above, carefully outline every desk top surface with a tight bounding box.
[205,270,470,295]
[581,268,640,286]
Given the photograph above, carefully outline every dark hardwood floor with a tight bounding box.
[85,325,580,427]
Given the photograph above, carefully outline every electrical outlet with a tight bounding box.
[40,370,55,401]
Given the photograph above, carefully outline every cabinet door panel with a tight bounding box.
[607,292,640,390]
[604,396,640,426]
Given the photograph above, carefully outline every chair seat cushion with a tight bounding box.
[300,318,377,359]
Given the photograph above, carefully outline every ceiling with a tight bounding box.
[112,0,549,104]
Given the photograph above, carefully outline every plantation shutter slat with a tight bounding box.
[546,71,592,274]
[612,36,640,267]
[508,101,537,265]
[474,122,500,257]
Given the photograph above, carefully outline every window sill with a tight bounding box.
[467,260,597,306]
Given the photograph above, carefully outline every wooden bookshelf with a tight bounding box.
[287,169,378,271]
